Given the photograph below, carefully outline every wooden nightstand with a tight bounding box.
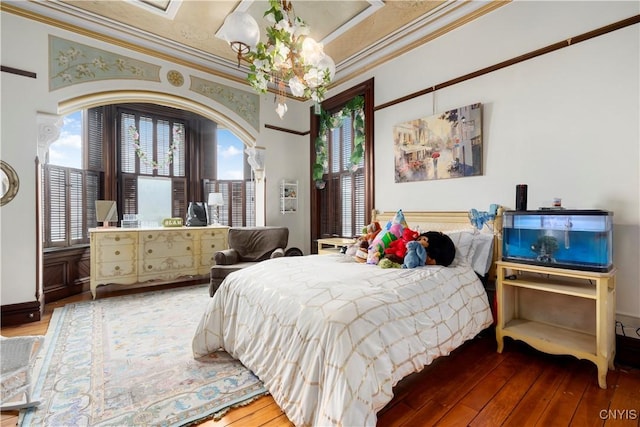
[495,261,616,389]
[316,237,355,255]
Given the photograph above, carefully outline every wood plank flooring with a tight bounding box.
[2,288,639,427]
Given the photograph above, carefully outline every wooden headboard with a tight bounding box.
[372,209,504,282]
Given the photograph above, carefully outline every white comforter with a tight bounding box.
[192,255,493,427]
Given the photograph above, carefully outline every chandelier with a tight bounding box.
[217,0,336,119]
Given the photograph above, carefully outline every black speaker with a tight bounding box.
[516,184,528,211]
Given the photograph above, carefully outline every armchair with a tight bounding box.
[209,226,289,296]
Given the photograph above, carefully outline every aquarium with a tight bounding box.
[502,209,613,272]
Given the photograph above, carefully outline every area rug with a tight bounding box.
[19,285,268,426]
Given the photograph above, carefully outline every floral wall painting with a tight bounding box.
[394,103,482,183]
[49,36,161,91]
[190,75,260,131]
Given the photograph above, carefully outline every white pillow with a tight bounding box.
[445,230,495,275]
[445,230,476,267]
[470,233,494,275]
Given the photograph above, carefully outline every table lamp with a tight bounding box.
[207,193,224,225]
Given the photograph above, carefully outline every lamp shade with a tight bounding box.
[208,192,224,207]
[217,11,260,49]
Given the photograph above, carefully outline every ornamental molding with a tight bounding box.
[36,112,64,161]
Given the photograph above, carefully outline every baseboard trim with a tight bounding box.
[1,300,42,326]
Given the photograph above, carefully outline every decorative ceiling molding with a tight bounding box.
[7,1,251,80]
[336,1,504,83]
[221,0,385,46]
[2,0,511,96]
[128,0,182,19]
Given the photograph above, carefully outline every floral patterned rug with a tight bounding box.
[19,285,268,426]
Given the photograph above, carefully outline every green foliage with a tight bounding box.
[313,96,365,182]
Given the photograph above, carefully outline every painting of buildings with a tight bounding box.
[394,103,482,182]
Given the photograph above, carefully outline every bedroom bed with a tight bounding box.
[192,210,502,426]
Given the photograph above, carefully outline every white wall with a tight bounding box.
[0,11,312,306]
[1,1,639,327]
[330,1,640,322]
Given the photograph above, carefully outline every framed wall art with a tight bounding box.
[393,102,482,183]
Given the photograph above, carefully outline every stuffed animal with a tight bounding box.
[362,221,382,243]
[420,231,456,266]
[353,240,369,263]
[384,227,419,263]
[379,258,402,269]
[345,236,364,257]
[402,240,427,268]
[367,223,403,264]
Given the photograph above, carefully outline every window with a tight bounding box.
[42,105,257,249]
[42,111,100,247]
[311,79,374,248]
[205,129,256,227]
[320,113,365,238]
[118,109,187,222]
[41,166,100,247]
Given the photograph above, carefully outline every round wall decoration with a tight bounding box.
[167,70,184,87]
[1,160,20,206]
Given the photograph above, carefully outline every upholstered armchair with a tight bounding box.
[209,226,289,296]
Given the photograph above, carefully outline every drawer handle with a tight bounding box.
[211,244,215,248]
[148,234,153,239]
[115,250,120,255]
[115,237,120,242]
[186,246,191,251]
[147,265,153,270]
[148,249,153,254]
[115,265,120,271]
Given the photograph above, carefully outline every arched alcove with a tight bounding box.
[53,89,267,225]
[57,90,258,148]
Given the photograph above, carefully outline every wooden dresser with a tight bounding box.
[89,226,228,298]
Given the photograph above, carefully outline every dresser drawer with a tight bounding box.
[139,255,196,277]
[92,231,137,247]
[94,260,137,281]
[95,244,136,263]
[140,231,195,259]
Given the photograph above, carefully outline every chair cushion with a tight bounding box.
[227,226,289,262]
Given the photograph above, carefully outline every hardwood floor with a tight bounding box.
[2,289,639,427]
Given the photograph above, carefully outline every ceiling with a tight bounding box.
[5,0,508,90]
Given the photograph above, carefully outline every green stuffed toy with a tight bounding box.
[379,258,402,269]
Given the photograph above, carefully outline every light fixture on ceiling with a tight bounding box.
[217,0,336,119]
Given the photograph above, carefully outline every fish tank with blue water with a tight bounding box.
[502,209,613,272]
